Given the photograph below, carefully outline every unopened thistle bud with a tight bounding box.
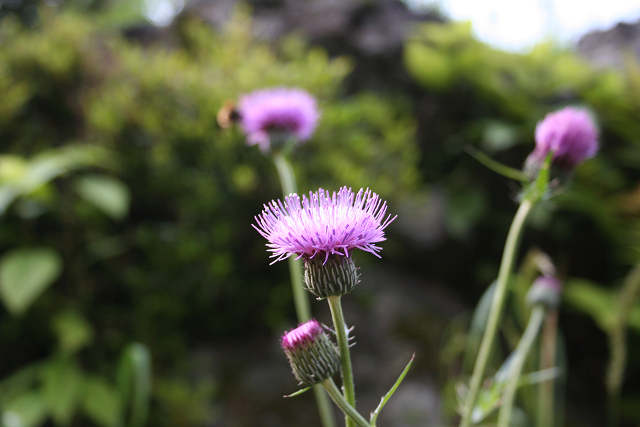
[281,319,340,386]
[527,275,562,309]
[525,107,598,178]
[304,255,360,298]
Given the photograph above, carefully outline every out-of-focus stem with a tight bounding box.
[498,306,546,427]
[321,379,370,427]
[460,198,534,427]
[606,264,640,427]
[537,310,558,427]
[273,153,335,427]
[328,296,356,427]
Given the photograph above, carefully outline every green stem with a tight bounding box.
[537,311,558,427]
[460,198,535,427]
[273,153,335,427]
[322,379,370,427]
[498,306,546,427]
[327,296,356,427]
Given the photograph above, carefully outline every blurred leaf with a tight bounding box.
[0,364,43,408]
[564,279,616,331]
[0,146,110,215]
[482,121,519,151]
[42,359,83,425]
[117,343,151,427]
[0,248,62,315]
[464,282,496,370]
[52,311,94,355]
[82,377,122,427]
[75,175,130,220]
[2,392,47,427]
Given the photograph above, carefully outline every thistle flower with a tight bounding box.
[527,275,562,309]
[525,107,598,175]
[237,88,319,150]
[281,319,340,385]
[253,186,396,297]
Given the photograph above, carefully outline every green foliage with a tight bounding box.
[405,21,640,253]
[0,8,419,426]
[0,248,62,315]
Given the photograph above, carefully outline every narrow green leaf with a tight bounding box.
[283,386,311,398]
[370,353,415,425]
[465,146,528,182]
[0,248,62,315]
[116,343,152,427]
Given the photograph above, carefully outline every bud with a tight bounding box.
[304,255,360,299]
[524,107,598,179]
[527,275,562,309]
[281,320,340,385]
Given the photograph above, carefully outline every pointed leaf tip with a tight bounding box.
[283,386,312,398]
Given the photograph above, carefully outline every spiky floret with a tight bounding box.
[253,186,396,264]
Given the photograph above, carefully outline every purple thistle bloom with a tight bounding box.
[528,107,599,170]
[237,88,319,150]
[253,187,396,264]
[281,319,323,351]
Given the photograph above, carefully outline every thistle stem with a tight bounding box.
[322,379,370,427]
[273,153,335,427]
[460,198,534,427]
[327,296,357,427]
[498,306,546,427]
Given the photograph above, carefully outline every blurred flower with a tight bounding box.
[237,88,319,150]
[526,107,598,174]
[527,275,562,309]
[253,186,396,264]
[281,319,340,385]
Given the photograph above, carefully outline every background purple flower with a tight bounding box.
[529,107,599,169]
[237,87,319,150]
[253,186,396,263]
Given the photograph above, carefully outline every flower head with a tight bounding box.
[527,275,562,309]
[281,319,340,385]
[253,186,396,264]
[527,107,598,172]
[237,87,319,150]
[281,319,324,350]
